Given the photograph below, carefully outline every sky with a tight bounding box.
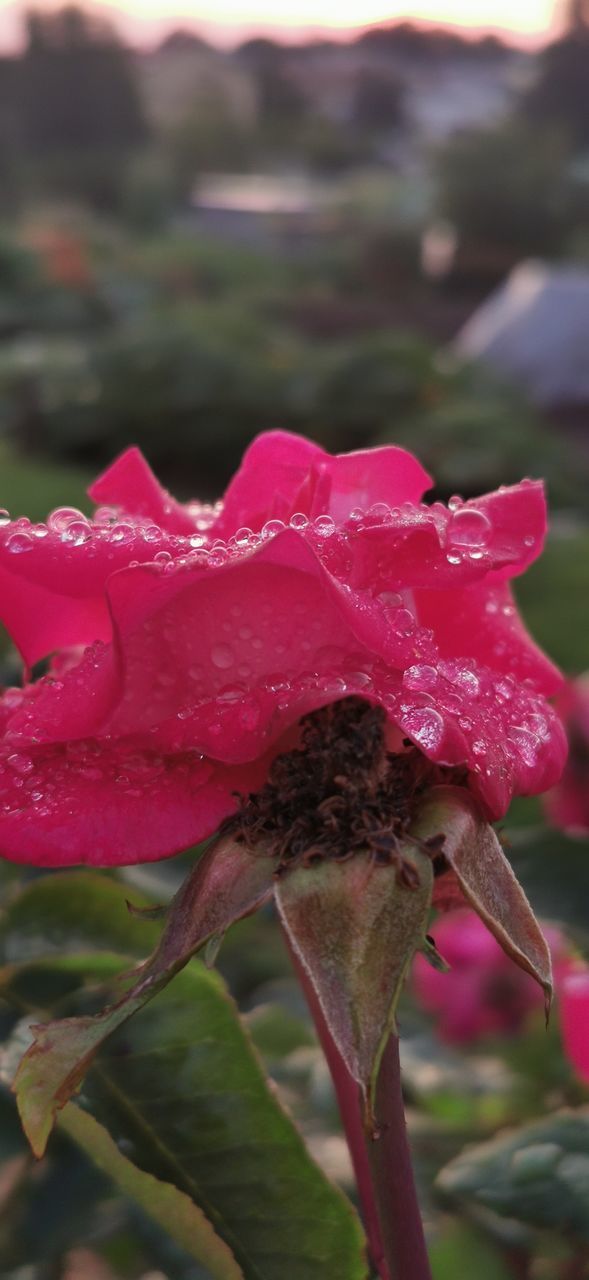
[0,0,561,50]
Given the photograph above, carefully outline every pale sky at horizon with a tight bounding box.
[0,0,562,51]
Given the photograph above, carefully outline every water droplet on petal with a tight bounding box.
[290,512,309,530]
[234,527,254,546]
[49,506,87,534]
[211,643,234,670]
[402,707,445,752]
[0,509,10,526]
[447,507,492,548]
[6,753,34,775]
[313,514,335,537]
[62,519,91,546]
[403,664,438,692]
[7,532,33,553]
[262,519,286,539]
[110,523,135,545]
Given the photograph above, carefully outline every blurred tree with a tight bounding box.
[522,0,589,149]
[434,120,573,259]
[352,70,405,133]
[19,5,149,207]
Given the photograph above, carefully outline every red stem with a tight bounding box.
[365,1034,432,1280]
[290,945,431,1280]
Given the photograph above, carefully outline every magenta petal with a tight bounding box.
[212,430,325,538]
[0,560,112,669]
[89,447,197,535]
[213,429,432,538]
[0,518,185,667]
[415,580,561,695]
[0,732,266,866]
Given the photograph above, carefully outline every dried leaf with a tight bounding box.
[14,835,274,1157]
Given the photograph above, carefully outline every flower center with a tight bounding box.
[227,697,466,879]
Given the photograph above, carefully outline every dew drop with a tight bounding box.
[289,512,309,530]
[403,664,438,692]
[217,683,246,703]
[7,531,33,553]
[0,508,9,526]
[93,506,119,527]
[368,502,391,521]
[211,643,234,670]
[261,519,286,539]
[62,519,91,546]
[110,523,135,545]
[313,514,336,537]
[7,753,34,775]
[377,590,403,608]
[393,608,415,635]
[49,506,87,534]
[234,527,254,546]
[447,507,492,548]
[402,707,445,752]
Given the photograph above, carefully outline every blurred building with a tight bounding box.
[452,261,589,412]
[189,173,337,246]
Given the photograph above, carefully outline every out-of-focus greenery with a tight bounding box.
[0,222,586,509]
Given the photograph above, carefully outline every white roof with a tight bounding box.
[453,261,589,406]
[191,174,327,217]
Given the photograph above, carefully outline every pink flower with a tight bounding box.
[544,676,589,835]
[561,969,589,1083]
[0,431,565,866]
[413,910,570,1043]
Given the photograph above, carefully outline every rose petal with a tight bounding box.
[89,447,197,535]
[0,730,267,866]
[213,429,432,538]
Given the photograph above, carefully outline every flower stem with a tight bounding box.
[364,1034,432,1280]
[290,945,431,1280]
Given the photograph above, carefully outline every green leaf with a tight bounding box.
[431,1222,512,1280]
[0,871,161,964]
[59,1103,244,1280]
[438,1108,589,1241]
[13,838,274,1157]
[17,961,367,1280]
[416,787,552,1002]
[276,846,432,1124]
[506,827,589,947]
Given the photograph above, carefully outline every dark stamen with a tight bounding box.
[222,697,466,880]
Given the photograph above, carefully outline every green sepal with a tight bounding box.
[275,845,433,1128]
[417,785,553,1010]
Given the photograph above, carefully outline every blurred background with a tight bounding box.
[0,2,588,1278]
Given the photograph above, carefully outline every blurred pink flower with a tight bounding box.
[561,969,589,1084]
[0,431,565,867]
[413,910,570,1043]
[544,675,589,835]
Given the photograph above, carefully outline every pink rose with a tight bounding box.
[413,910,571,1043]
[0,431,565,866]
[544,676,589,835]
